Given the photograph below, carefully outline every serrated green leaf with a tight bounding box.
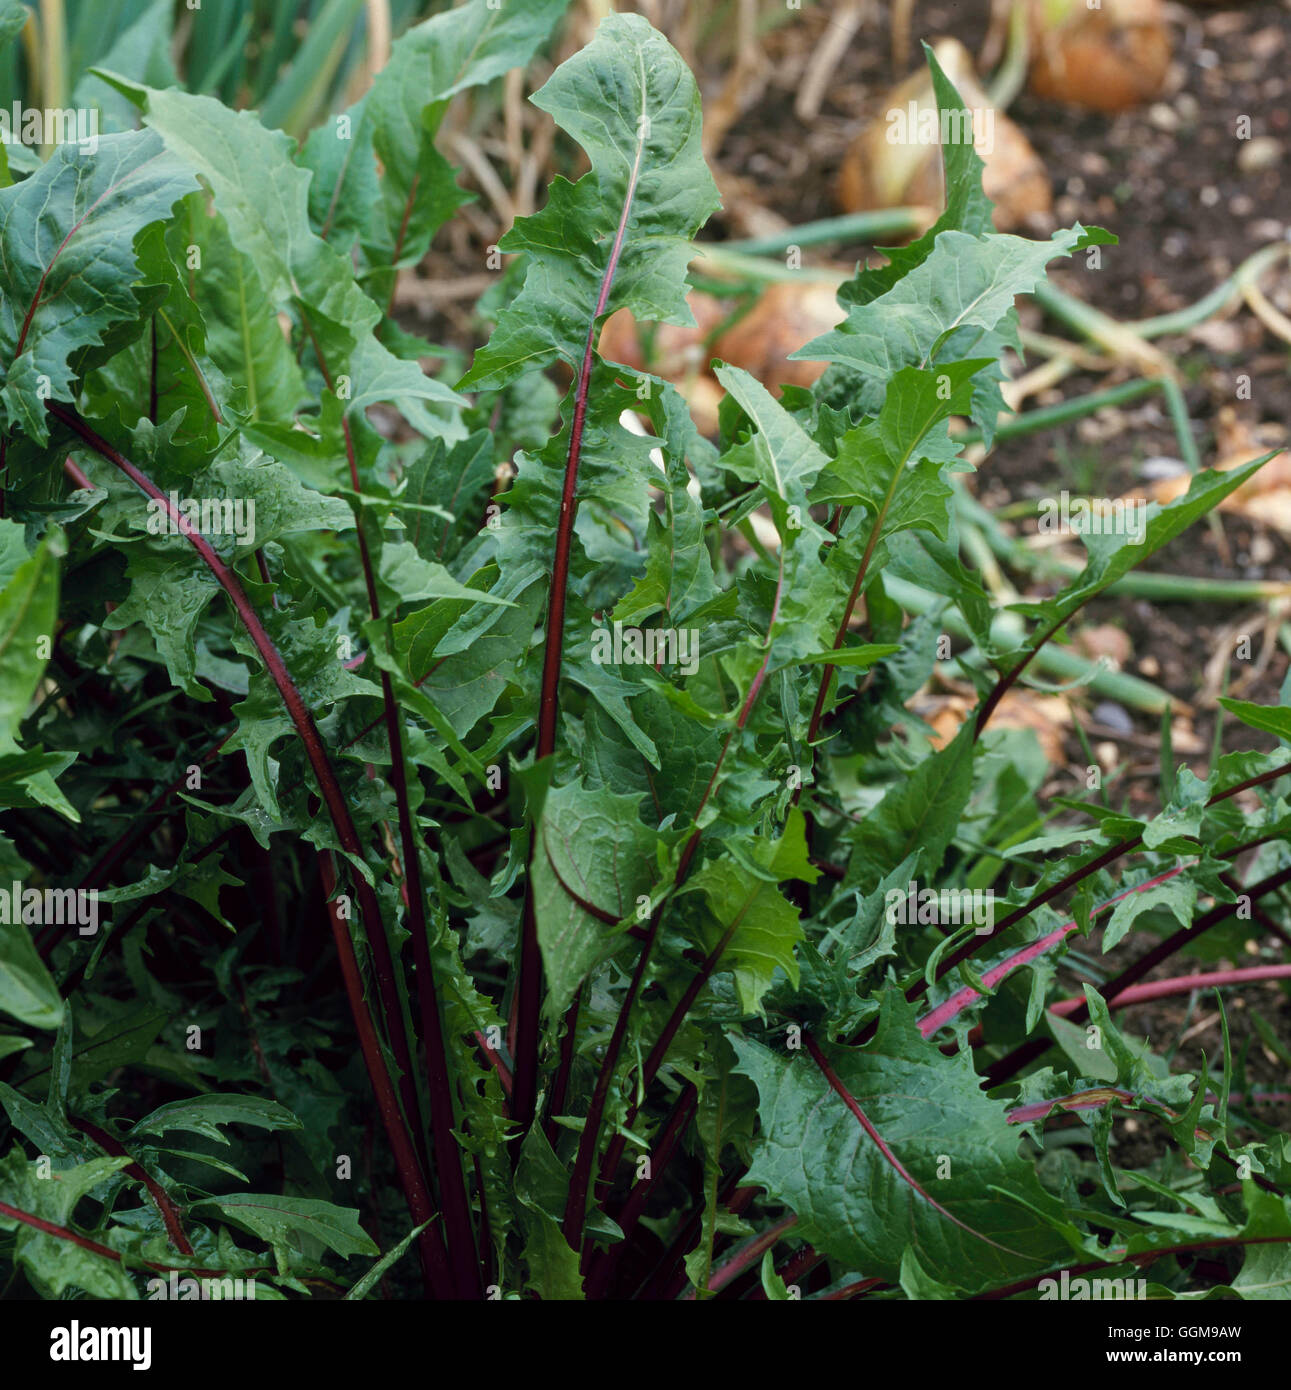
[1001,457,1279,674]
[532,780,658,1017]
[131,1094,303,1145]
[460,12,720,391]
[0,921,62,1029]
[845,723,975,894]
[731,994,1069,1291]
[794,226,1108,400]
[192,1193,377,1258]
[94,77,463,426]
[1218,696,1291,745]
[0,130,197,441]
[684,809,817,1015]
[0,526,59,743]
[344,1219,432,1300]
[305,0,566,265]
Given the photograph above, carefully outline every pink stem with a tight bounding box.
[1048,963,1291,1016]
[682,1213,799,1299]
[917,865,1190,1039]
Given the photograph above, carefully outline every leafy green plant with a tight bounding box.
[2,0,1290,1303]
[0,0,450,150]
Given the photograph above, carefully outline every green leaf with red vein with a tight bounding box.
[191,1192,377,1259]
[0,129,197,442]
[533,780,660,1017]
[459,11,720,392]
[731,993,1070,1291]
[301,0,567,305]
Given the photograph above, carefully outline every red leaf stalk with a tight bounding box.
[512,131,649,1134]
[46,403,449,1297]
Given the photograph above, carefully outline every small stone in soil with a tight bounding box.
[1092,701,1135,736]
[1238,137,1282,173]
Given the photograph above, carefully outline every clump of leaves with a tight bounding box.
[1,0,1290,1302]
